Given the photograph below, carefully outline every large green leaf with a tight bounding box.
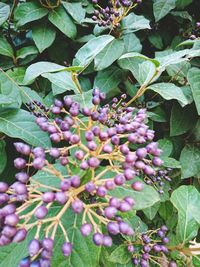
[0,140,7,175]
[122,33,142,53]
[14,2,48,27]
[170,103,197,136]
[110,180,160,210]
[108,245,130,264]
[32,23,56,53]
[148,83,188,106]
[0,71,22,108]
[158,139,173,157]
[0,36,13,58]
[121,13,150,33]
[153,0,176,22]
[23,61,76,84]
[41,72,78,95]
[187,68,200,115]
[175,0,193,9]
[74,35,114,66]
[94,66,124,96]
[118,53,160,86]
[0,3,10,26]
[171,186,200,243]
[62,2,86,23]
[180,144,200,179]
[0,109,51,147]
[0,229,35,267]
[94,39,124,71]
[48,6,77,39]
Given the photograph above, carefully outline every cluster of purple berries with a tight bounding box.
[91,0,142,28]
[19,238,54,267]
[190,22,200,39]
[26,100,49,118]
[144,168,172,194]
[129,225,174,267]
[0,88,171,266]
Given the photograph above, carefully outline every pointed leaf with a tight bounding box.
[32,23,56,53]
[0,3,10,26]
[48,6,77,39]
[0,109,51,147]
[153,0,176,22]
[187,68,200,115]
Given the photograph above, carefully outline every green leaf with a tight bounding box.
[166,61,191,84]
[32,23,56,53]
[23,61,74,84]
[180,144,200,179]
[0,109,51,147]
[121,13,150,33]
[148,33,163,50]
[94,66,124,96]
[170,103,197,136]
[51,210,101,267]
[187,68,200,115]
[161,157,181,169]
[14,2,48,27]
[0,229,36,267]
[0,36,13,58]
[171,186,200,243]
[48,6,77,39]
[32,163,67,191]
[62,2,86,23]
[148,83,188,106]
[108,245,130,264]
[143,202,160,220]
[122,33,142,53]
[74,35,114,66]
[110,179,160,210]
[0,3,10,26]
[6,68,26,85]
[171,11,192,21]
[16,46,38,59]
[175,0,193,9]
[0,71,22,108]
[153,0,176,22]
[0,140,7,175]
[118,53,160,86]
[94,39,124,71]
[41,72,78,95]
[158,139,173,157]
[20,87,44,105]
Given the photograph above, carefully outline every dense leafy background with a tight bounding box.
[0,0,200,266]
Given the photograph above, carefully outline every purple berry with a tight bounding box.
[42,238,54,251]
[107,222,120,235]
[80,223,92,236]
[13,228,27,243]
[93,233,103,246]
[85,182,96,193]
[0,182,8,193]
[62,242,72,256]
[28,239,41,256]
[42,192,55,203]
[32,157,45,170]
[131,181,144,191]
[14,158,26,169]
[70,175,80,188]
[96,186,107,197]
[104,206,117,219]
[103,235,112,247]
[71,199,83,213]
[55,191,68,204]
[5,214,19,226]
[34,205,48,219]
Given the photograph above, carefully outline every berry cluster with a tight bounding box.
[127,225,175,267]
[144,168,172,194]
[0,89,171,266]
[190,22,200,39]
[26,101,49,118]
[91,0,142,28]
